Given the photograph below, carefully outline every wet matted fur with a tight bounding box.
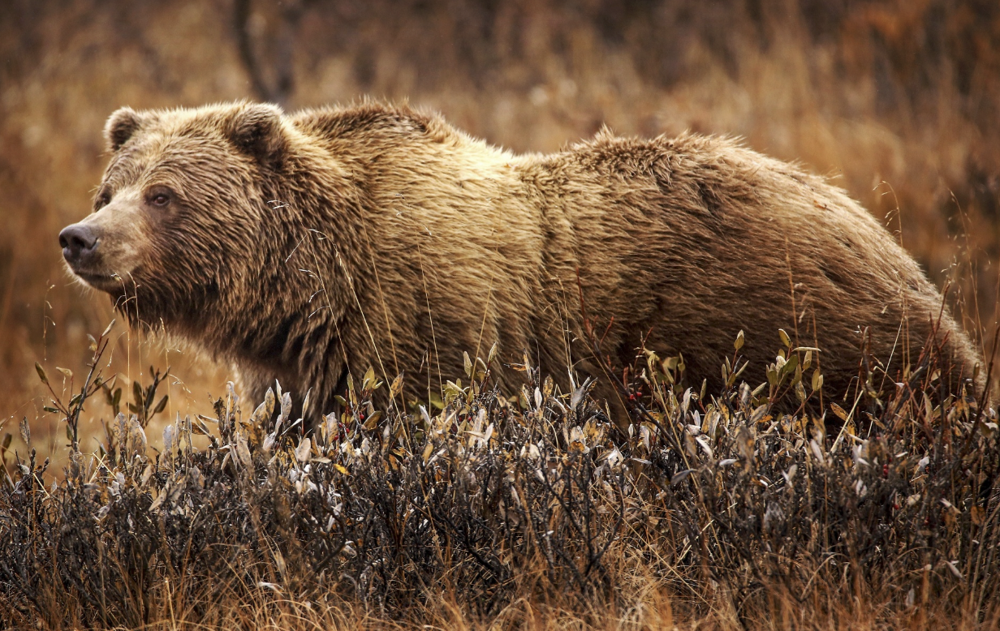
[60,101,983,419]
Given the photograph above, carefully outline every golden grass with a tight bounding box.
[2,327,998,630]
[2,1,1000,627]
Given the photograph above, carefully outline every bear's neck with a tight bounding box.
[215,172,370,410]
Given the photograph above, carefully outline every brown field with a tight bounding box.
[1,0,1000,628]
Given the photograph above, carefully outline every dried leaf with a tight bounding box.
[279,392,292,424]
[294,437,312,463]
[670,469,693,486]
[251,388,276,426]
[830,403,849,422]
[389,373,405,400]
[363,411,382,431]
[811,369,823,393]
[34,362,48,385]
[191,418,213,436]
[778,329,791,348]
[302,388,313,419]
[163,424,176,455]
[236,433,252,467]
[133,380,144,409]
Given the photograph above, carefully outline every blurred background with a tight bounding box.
[2,0,999,464]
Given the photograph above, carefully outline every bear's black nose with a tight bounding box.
[59,223,99,265]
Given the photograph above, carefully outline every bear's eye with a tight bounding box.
[94,191,111,210]
[146,189,172,208]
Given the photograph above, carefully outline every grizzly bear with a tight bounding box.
[59,101,982,422]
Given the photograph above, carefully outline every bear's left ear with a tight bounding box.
[226,103,288,171]
[105,107,145,152]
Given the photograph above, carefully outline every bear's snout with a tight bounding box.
[59,223,100,267]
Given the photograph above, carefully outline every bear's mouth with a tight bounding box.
[72,269,129,291]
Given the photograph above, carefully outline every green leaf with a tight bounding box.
[428,391,444,410]
[780,354,799,377]
[766,367,778,387]
[734,329,745,351]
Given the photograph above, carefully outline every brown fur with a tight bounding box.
[61,101,983,419]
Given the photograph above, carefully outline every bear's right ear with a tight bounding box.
[104,107,144,152]
[226,103,287,171]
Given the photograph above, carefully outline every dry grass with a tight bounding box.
[3,0,1000,459]
[1,324,998,629]
[2,0,1000,627]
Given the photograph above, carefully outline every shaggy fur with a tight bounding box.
[61,101,983,419]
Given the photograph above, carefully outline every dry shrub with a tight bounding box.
[1,323,998,630]
[3,0,1000,457]
[2,2,1000,628]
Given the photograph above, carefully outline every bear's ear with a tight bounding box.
[226,103,287,170]
[105,107,144,152]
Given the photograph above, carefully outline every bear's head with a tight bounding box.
[59,102,293,335]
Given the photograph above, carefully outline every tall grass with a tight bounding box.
[2,1,1000,449]
[1,323,998,629]
[1,2,999,626]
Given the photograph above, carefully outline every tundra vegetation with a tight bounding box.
[1,319,998,629]
[3,0,1000,628]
